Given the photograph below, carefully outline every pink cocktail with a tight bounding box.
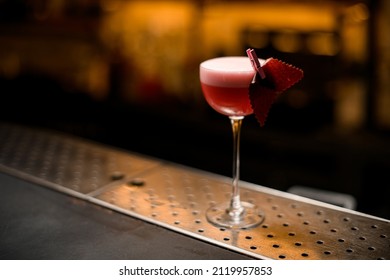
[200,56,265,229]
[200,57,259,117]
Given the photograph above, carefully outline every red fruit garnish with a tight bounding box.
[249,58,303,126]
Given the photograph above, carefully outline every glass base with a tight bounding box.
[206,201,264,229]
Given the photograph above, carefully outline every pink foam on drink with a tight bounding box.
[200,57,265,88]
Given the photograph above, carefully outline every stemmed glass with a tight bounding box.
[199,56,265,229]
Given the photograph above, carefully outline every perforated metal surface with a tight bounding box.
[1,122,389,259]
[0,123,160,195]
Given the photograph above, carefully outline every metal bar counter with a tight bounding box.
[0,122,389,260]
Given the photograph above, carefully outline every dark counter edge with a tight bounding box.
[0,172,255,260]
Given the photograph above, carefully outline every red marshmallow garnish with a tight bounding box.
[246,48,304,126]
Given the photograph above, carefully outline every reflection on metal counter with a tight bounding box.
[0,122,389,260]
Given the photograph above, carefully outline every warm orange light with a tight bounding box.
[307,32,340,56]
[272,31,302,53]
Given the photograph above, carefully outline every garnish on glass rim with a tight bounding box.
[246,48,304,127]
[246,48,265,80]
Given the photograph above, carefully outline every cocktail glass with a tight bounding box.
[199,56,265,229]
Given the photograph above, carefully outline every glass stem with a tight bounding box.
[229,116,245,221]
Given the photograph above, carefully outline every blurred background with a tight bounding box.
[0,0,389,219]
